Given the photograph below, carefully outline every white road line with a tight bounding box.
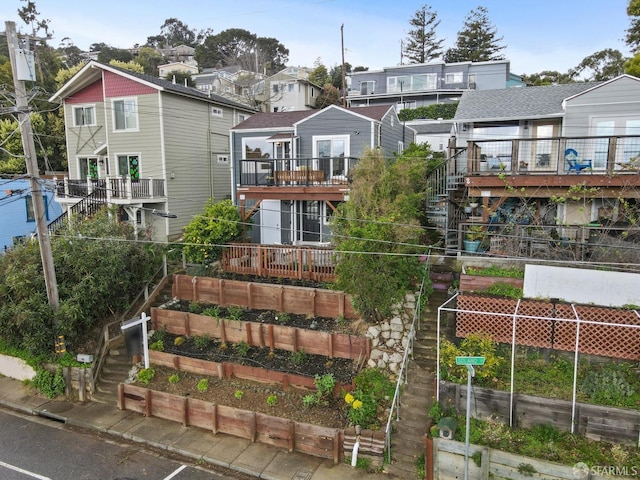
[0,460,52,480]
[164,464,188,479]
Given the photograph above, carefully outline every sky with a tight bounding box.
[0,0,632,76]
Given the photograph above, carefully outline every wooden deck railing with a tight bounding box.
[221,243,336,282]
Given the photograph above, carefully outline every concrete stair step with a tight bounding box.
[91,389,118,406]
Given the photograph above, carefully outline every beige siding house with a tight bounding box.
[50,60,256,242]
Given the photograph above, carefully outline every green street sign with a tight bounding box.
[455,356,485,366]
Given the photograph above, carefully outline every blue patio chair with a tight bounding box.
[565,148,592,174]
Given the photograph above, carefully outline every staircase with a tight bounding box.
[384,272,453,478]
[91,274,175,406]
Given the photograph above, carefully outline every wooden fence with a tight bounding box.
[221,244,336,282]
[148,350,354,393]
[439,381,640,446]
[151,308,369,362]
[172,274,359,319]
[118,383,342,462]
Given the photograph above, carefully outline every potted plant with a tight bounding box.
[463,225,485,252]
[468,198,479,209]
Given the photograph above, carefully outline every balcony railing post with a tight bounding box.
[126,175,132,199]
[149,177,154,199]
[105,176,112,203]
[63,176,69,197]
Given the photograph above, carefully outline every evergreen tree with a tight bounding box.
[626,0,640,52]
[403,4,444,64]
[443,6,506,63]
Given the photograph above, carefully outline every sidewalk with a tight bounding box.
[0,376,392,480]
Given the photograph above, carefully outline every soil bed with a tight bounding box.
[156,333,358,384]
[139,366,349,429]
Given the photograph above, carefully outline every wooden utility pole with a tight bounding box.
[5,21,59,311]
[341,24,346,108]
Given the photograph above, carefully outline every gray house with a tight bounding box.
[231,104,415,244]
[50,61,256,242]
[346,59,523,110]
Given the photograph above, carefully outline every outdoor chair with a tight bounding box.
[565,148,592,174]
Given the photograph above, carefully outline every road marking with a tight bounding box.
[164,464,188,479]
[0,460,52,480]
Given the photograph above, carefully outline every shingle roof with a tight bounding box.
[105,62,256,112]
[453,82,602,122]
[232,104,395,130]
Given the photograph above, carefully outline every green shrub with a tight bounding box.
[303,394,318,407]
[440,334,503,385]
[275,312,290,324]
[31,367,65,398]
[189,302,203,314]
[234,390,244,400]
[202,306,220,318]
[149,340,164,351]
[193,334,210,350]
[151,326,168,343]
[227,306,244,321]
[483,282,523,298]
[196,379,208,392]
[353,367,395,401]
[581,369,635,406]
[137,367,155,384]
[234,341,250,357]
[466,266,524,278]
[266,394,278,406]
[168,373,180,384]
[290,349,307,365]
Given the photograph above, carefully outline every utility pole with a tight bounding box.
[5,21,59,312]
[341,24,346,108]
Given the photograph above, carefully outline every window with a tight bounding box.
[288,83,295,93]
[73,105,95,126]
[117,154,140,179]
[79,156,99,180]
[360,81,375,95]
[211,107,223,117]
[113,99,138,131]
[314,135,349,178]
[217,155,228,164]
[445,72,463,84]
[388,74,436,92]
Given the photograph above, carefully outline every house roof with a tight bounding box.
[453,82,601,122]
[408,122,454,135]
[232,104,396,131]
[50,61,257,112]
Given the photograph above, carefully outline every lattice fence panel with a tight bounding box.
[455,295,640,360]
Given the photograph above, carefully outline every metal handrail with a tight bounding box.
[384,252,431,463]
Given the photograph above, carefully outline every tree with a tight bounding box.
[443,6,506,63]
[163,70,194,86]
[57,37,84,68]
[625,52,640,76]
[182,199,245,264]
[520,70,577,86]
[308,59,330,86]
[109,60,145,74]
[403,4,444,64]
[134,46,164,75]
[331,147,436,321]
[573,49,626,81]
[626,0,640,52]
[145,18,212,48]
[314,84,340,108]
[97,46,133,64]
[196,29,288,74]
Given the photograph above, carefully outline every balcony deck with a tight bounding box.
[55,177,166,204]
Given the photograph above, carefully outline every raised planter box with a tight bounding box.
[118,383,385,463]
[439,380,640,446]
[148,350,354,394]
[171,274,359,319]
[150,308,370,361]
[459,272,523,293]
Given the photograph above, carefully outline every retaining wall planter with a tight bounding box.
[439,381,640,446]
[172,274,359,319]
[151,308,370,362]
[118,384,385,463]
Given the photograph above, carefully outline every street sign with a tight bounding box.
[455,356,485,366]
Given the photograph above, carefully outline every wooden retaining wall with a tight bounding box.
[151,308,370,362]
[118,384,384,463]
[148,350,354,394]
[458,274,524,293]
[439,381,640,446]
[172,274,359,319]
[433,438,633,480]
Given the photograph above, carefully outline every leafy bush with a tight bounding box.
[290,349,307,365]
[440,334,503,385]
[234,341,250,356]
[266,394,278,406]
[196,379,208,392]
[483,282,523,298]
[581,369,635,406]
[234,390,244,400]
[182,199,245,264]
[31,367,65,398]
[466,266,524,278]
[193,334,210,350]
[202,306,220,318]
[168,373,180,384]
[343,368,395,429]
[137,367,155,384]
[227,306,244,321]
[275,312,290,324]
[149,340,164,351]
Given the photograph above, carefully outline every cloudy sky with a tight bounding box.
[0,0,632,75]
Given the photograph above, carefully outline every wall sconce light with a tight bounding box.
[524,120,529,130]
[462,123,467,132]
[354,130,360,135]
[170,171,176,179]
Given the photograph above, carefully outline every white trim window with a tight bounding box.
[217,155,229,164]
[360,80,375,95]
[112,98,138,131]
[117,154,140,180]
[78,156,99,179]
[73,105,96,126]
[211,107,223,117]
[313,134,349,178]
[445,72,463,84]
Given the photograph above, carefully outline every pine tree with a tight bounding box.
[443,6,506,63]
[626,0,640,52]
[403,4,444,64]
